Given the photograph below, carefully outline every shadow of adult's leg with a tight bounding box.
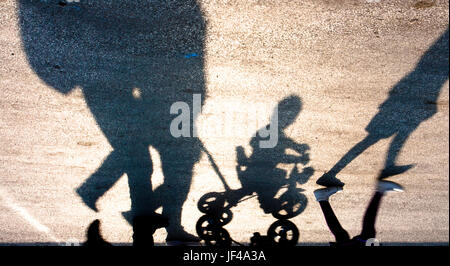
[318,201,351,243]
[379,128,418,179]
[358,181,403,240]
[317,134,380,186]
[76,149,126,212]
[358,191,384,240]
[153,140,202,241]
[125,143,154,218]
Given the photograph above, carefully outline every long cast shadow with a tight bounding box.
[196,96,314,246]
[317,28,449,186]
[19,0,207,242]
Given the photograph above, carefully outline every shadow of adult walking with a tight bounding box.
[317,28,449,187]
[19,0,207,243]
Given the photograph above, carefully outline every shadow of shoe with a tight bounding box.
[166,229,201,246]
[378,164,415,179]
[316,172,345,187]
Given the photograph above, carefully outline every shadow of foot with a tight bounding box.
[316,172,345,187]
[378,164,415,179]
[133,214,169,247]
[76,186,99,212]
[166,230,201,246]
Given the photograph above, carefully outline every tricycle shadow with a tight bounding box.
[196,96,315,246]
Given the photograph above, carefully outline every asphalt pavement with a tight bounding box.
[0,0,448,245]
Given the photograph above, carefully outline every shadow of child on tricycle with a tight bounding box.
[197,95,314,246]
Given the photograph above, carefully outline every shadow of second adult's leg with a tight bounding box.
[317,135,380,187]
[317,28,449,187]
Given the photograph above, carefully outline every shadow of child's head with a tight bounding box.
[275,95,302,130]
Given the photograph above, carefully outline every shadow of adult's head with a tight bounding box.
[19,0,207,241]
[317,27,449,186]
